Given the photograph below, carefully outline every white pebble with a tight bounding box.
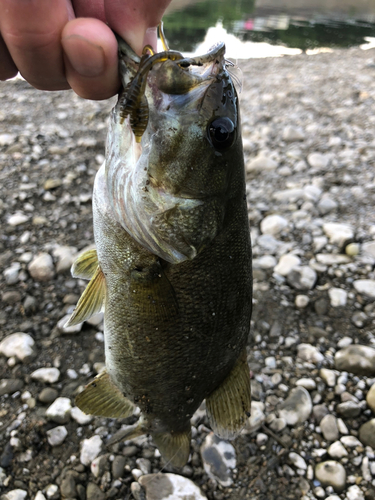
[80,435,103,466]
[46,426,68,447]
[31,367,60,384]
[295,295,309,308]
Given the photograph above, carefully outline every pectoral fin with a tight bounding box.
[71,248,98,279]
[65,266,106,327]
[76,370,135,418]
[152,428,191,468]
[205,349,251,440]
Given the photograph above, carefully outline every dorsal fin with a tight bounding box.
[65,266,106,327]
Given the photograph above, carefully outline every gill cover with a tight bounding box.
[105,38,240,264]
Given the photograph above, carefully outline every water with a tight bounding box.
[162,0,375,57]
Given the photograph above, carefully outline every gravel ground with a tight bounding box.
[1,45,375,500]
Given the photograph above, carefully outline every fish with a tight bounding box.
[66,26,252,468]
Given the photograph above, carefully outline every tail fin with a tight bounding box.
[152,427,191,468]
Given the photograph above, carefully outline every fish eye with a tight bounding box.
[208,117,236,151]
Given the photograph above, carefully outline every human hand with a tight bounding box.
[0,0,172,99]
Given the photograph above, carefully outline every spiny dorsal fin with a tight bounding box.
[152,428,191,468]
[71,248,98,279]
[65,266,105,327]
[205,349,251,440]
[76,370,135,418]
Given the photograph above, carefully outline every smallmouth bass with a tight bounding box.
[67,27,252,467]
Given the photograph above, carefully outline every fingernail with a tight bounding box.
[62,35,105,77]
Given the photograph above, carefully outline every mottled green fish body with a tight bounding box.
[67,36,252,467]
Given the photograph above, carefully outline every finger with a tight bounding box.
[62,18,119,100]
[71,0,106,21]
[0,0,71,90]
[104,0,172,55]
[0,33,18,80]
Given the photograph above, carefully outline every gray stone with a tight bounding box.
[366,383,375,413]
[278,387,312,426]
[0,332,35,362]
[315,461,346,492]
[353,279,375,299]
[38,388,58,404]
[52,246,77,274]
[139,473,207,500]
[3,265,21,286]
[201,433,236,487]
[318,197,338,215]
[112,455,127,479]
[335,345,375,376]
[327,441,348,459]
[86,483,105,500]
[7,213,29,226]
[0,133,16,146]
[320,369,336,387]
[307,152,330,170]
[1,490,27,500]
[260,215,288,236]
[245,401,266,433]
[60,473,76,498]
[313,404,329,424]
[320,414,339,441]
[57,314,83,334]
[0,379,23,396]
[273,188,304,202]
[288,452,306,470]
[336,401,361,418]
[46,397,72,424]
[282,126,305,142]
[316,254,350,265]
[287,266,317,290]
[80,435,103,466]
[297,343,324,364]
[31,367,60,384]
[45,485,58,500]
[346,485,365,500]
[296,378,316,390]
[295,295,309,308]
[341,436,362,448]
[28,253,55,282]
[323,223,354,247]
[247,153,278,172]
[90,454,110,478]
[274,254,301,276]
[46,426,67,446]
[351,311,368,328]
[359,419,375,448]
[70,406,93,425]
[362,241,375,259]
[328,288,347,307]
[2,291,22,304]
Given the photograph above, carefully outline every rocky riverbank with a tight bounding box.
[1,44,375,500]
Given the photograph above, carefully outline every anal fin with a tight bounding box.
[76,369,135,418]
[65,266,106,327]
[205,349,251,440]
[152,428,191,468]
[71,248,98,279]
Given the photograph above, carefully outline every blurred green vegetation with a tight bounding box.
[163,0,375,53]
[163,0,255,51]
[241,21,375,50]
